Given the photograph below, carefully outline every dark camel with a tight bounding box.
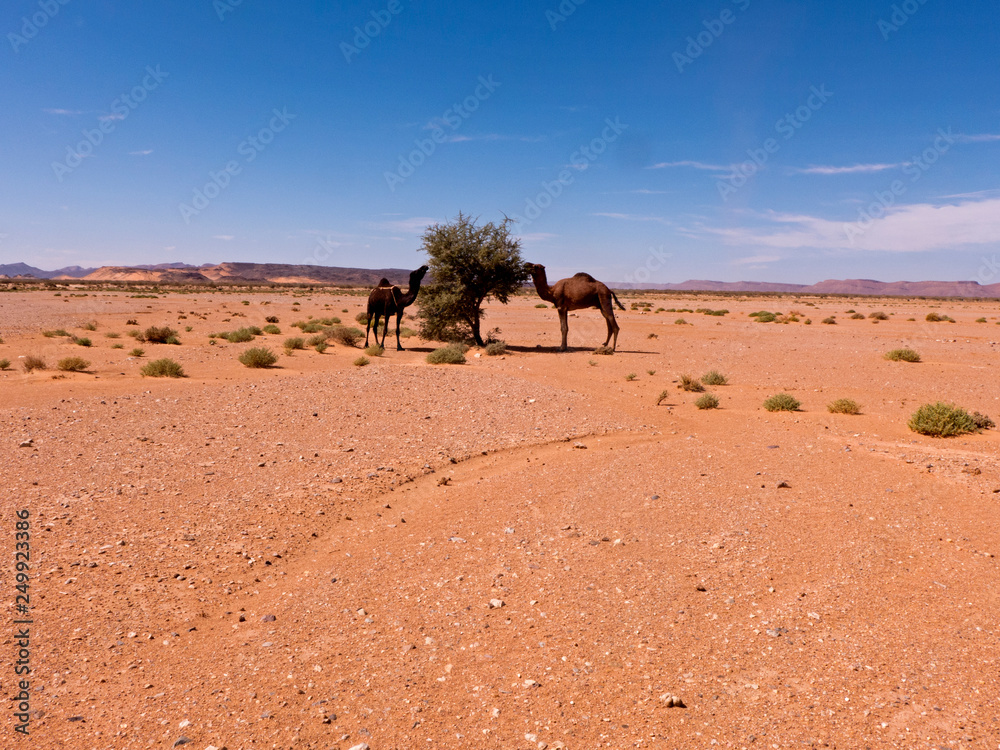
[525,263,625,351]
[365,265,428,350]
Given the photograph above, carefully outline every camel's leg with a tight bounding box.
[600,297,620,351]
[395,311,405,351]
[372,314,383,348]
[364,314,373,347]
[558,309,569,351]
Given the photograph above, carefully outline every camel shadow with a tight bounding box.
[506,345,659,355]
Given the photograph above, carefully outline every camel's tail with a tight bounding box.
[611,290,625,311]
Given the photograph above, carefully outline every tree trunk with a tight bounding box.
[470,314,485,347]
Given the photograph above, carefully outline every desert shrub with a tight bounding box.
[57,357,90,372]
[306,333,328,347]
[145,326,179,344]
[750,311,776,323]
[111,344,124,350]
[72,336,92,347]
[593,345,614,355]
[869,311,889,320]
[674,318,688,325]
[701,370,728,386]
[804,318,812,325]
[104,332,121,339]
[821,317,836,324]
[140,358,185,378]
[364,344,385,357]
[908,402,978,437]
[0,358,10,370]
[695,393,719,410]
[81,320,97,331]
[647,369,656,376]
[126,319,138,326]
[43,329,70,338]
[265,315,279,324]
[355,312,369,326]
[129,348,145,357]
[975,317,987,323]
[925,312,942,322]
[127,329,146,341]
[850,313,865,320]
[426,344,467,365]
[299,321,325,333]
[22,355,47,372]
[314,341,328,353]
[763,393,800,412]
[885,348,920,362]
[328,326,363,347]
[353,356,370,367]
[971,411,995,430]
[283,337,306,352]
[648,332,658,339]
[656,390,670,406]
[262,324,281,335]
[625,373,637,381]
[485,341,507,356]
[239,347,278,368]
[224,327,260,343]
[535,303,548,308]
[827,398,861,415]
[679,374,704,392]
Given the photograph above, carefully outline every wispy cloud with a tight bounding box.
[685,195,1000,253]
[731,254,781,265]
[517,232,559,243]
[630,188,670,194]
[647,160,732,172]
[44,108,83,116]
[129,149,153,156]
[442,132,545,144]
[594,212,672,225]
[954,132,1000,143]
[376,216,442,235]
[790,162,906,175]
[99,112,127,122]
[213,235,235,241]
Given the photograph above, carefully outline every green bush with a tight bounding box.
[364,344,385,357]
[223,327,260,343]
[43,329,70,338]
[821,317,836,325]
[22,355,46,372]
[263,324,281,335]
[701,370,727,386]
[306,333,328,347]
[908,402,978,437]
[283,337,306,352]
[144,326,179,344]
[427,344,468,365]
[869,311,889,320]
[355,312,369,326]
[314,341,328,354]
[593,345,614,355]
[695,393,719,410]
[625,372,637,381]
[975,317,987,323]
[850,313,865,320]
[679,374,704,392]
[353,356,370,367]
[239,347,278,368]
[72,336,92,347]
[129,348,145,358]
[328,326,364,347]
[763,393,800,412]
[140,358,185,378]
[885,348,920,362]
[485,341,507,356]
[750,311,777,323]
[57,357,90,372]
[827,398,861,415]
[535,303,548,308]
[925,312,942,322]
[674,318,688,325]
[656,389,670,406]
[971,412,995,430]
[0,358,10,370]
[81,320,98,331]
[104,331,121,339]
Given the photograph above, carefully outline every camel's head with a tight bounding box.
[413,265,429,279]
[524,262,545,277]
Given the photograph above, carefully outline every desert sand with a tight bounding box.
[2,287,999,749]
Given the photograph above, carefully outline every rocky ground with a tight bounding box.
[1,288,999,749]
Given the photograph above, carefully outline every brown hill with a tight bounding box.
[83,267,213,283]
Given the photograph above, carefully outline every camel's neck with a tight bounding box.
[530,271,556,303]
[400,273,424,305]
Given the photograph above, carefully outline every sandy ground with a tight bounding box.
[1,287,999,750]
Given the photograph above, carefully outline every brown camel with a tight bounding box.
[525,263,625,351]
[365,265,428,350]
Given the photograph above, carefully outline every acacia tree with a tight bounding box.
[417,213,529,347]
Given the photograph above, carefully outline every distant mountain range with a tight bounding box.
[2,262,1000,298]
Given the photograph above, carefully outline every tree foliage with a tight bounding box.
[417,213,529,346]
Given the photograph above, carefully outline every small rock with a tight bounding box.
[348,744,370,750]
[331,477,342,484]
[437,477,451,486]
[807,612,821,620]
[777,481,791,488]
[523,679,540,688]
[696,584,707,592]
[449,536,466,543]
[489,599,505,609]
[172,738,192,747]
[179,719,191,729]
[19,439,33,448]
[573,441,587,449]
[650,494,659,500]
[261,614,276,622]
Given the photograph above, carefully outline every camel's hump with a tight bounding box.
[376,278,392,287]
[572,272,597,282]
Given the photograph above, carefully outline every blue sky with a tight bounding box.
[2,0,999,283]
